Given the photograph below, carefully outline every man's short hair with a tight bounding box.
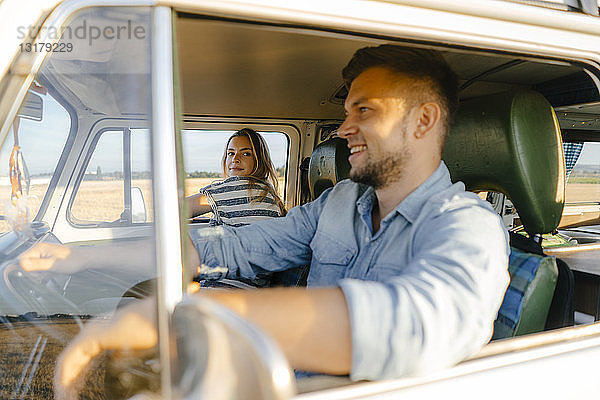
[342,45,459,135]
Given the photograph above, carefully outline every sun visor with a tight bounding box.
[40,8,151,116]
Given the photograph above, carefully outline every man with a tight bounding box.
[20,45,509,389]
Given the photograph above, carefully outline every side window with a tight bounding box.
[70,128,152,225]
[182,129,289,208]
[563,142,600,220]
[0,89,71,233]
[553,142,600,325]
[485,142,600,247]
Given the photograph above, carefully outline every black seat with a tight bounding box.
[308,136,350,200]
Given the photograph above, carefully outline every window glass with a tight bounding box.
[131,128,153,222]
[564,142,600,204]
[71,130,124,223]
[557,141,600,231]
[0,7,156,399]
[70,128,152,225]
[0,90,71,234]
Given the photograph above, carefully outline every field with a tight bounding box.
[0,177,287,233]
[0,179,593,234]
[563,183,600,203]
[0,320,106,399]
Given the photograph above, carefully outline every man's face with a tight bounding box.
[338,66,416,189]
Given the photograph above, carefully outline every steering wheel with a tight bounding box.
[0,262,81,318]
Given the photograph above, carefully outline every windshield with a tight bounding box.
[0,6,158,399]
[0,90,71,234]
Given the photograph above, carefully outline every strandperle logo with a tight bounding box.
[17,20,146,46]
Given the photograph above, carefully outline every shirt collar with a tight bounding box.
[356,161,453,224]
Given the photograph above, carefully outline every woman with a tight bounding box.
[187,128,286,227]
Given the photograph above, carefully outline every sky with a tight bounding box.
[0,93,288,178]
[0,91,71,177]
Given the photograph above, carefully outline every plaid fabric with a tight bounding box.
[563,142,584,179]
[492,247,545,340]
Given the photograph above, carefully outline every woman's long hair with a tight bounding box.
[222,128,287,215]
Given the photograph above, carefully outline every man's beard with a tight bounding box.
[349,146,411,189]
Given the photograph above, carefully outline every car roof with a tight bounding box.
[3,0,600,125]
[0,0,59,81]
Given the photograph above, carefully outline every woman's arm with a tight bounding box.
[186,193,213,217]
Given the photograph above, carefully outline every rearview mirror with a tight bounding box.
[131,186,147,223]
[17,91,43,122]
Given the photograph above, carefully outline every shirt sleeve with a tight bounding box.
[188,188,333,279]
[339,202,510,380]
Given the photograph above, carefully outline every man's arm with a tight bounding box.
[204,287,351,374]
[19,240,155,274]
[20,187,331,278]
[339,202,509,380]
[190,189,331,280]
[54,287,352,392]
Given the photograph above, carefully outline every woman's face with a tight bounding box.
[225,135,256,177]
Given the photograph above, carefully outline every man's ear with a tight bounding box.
[414,102,441,139]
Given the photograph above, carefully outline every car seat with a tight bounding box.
[308,136,350,199]
[444,89,573,338]
[308,89,573,338]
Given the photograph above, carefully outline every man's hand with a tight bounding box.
[54,298,157,398]
[53,286,351,398]
[19,239,159,276]
[19,242,78,273]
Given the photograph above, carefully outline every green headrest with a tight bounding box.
[443,90,565,235]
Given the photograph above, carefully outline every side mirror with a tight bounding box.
[171,296,295,400]
[131,186,147,223]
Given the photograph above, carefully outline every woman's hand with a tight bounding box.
[186,193,212,218]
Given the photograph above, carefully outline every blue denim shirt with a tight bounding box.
[189,162,509,380]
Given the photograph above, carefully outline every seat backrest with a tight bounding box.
[443,90,565,235]
[308,137,350,200]
[444,89,566,339]
[492,247,558,339]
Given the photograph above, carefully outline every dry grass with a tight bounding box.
[565,183,600,203]
[0,320,106,400]
[0,177,286,233]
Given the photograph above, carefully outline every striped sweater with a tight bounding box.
[201,176,283,227]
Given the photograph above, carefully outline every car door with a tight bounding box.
[169,1,600,399]
[0,3,181,398]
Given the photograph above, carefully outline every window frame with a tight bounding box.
[29,77,79,224]
[49,117,152,243]
[170,4,600,397]
[67,125,153,228]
